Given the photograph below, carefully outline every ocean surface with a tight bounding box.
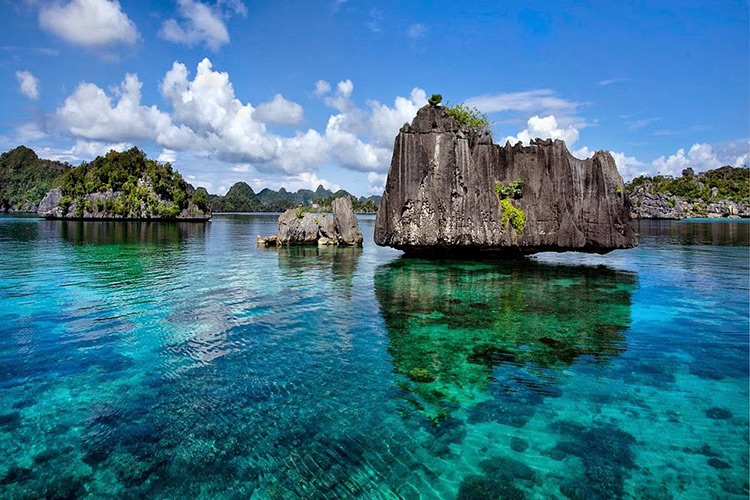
[0,214,747,499]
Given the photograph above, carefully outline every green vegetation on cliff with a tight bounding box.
[444,103,491,131]
[627,166,749,202]
[0,146,70,212]
[56,148,209,218]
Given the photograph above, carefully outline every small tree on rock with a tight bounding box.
[428,94,442,106]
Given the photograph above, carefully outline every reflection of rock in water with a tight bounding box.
[53,220,207,245]
[277,246,362,291]
[374,258,636,419]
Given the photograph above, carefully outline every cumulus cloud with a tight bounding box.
[367,172,387,195]
[57,73,177,142]
[503,115,580,148]
[161,0,243,51]
[38,0,138,48]
[651,143,722,177]
[15,71,39,100]
[54,58,425,178]
[255,94,304,126]
[314,80,426,171]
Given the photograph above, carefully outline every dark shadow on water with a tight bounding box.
[374,257,637,420]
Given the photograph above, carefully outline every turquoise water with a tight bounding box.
[0,214,747,499]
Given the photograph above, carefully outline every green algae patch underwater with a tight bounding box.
[374,258,637,421]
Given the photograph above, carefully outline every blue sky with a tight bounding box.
[1,0,748,195]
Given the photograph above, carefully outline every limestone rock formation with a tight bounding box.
[332,197,364,246]
[375,105,638,255]
[259,200,364,247]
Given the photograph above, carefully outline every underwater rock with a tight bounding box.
[705,407,733,420]
[375,104,638,255]
[553,423,636,500]
[456,475,526,500]
[707,458,732,469]
[479,456,535,482]
[511,436,529,453]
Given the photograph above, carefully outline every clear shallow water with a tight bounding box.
[0,214,747,499]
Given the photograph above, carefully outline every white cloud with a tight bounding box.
[255,94,304,126]
[160,0,235,51]
[503,115,580,147]
[407,23,427,40]
[465,89,583,127]
[38,140,131,163]
[313,80,331,97]
[38,0,138,48]
[367,172,387,195]
[15,71,39,100]
[651,143,722,177]
[598,78,630,86]
[57,73,177,142]
[53,59,427,186]
[610,151,649,180]
[157,148,177,163]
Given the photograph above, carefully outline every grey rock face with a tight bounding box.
[629,187,750,219]
[375,105,638,255]
[37,188,65,218]
[277,210,320,244]
[332,197,364,246]
[271,201,364,246]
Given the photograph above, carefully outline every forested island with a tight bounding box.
[628,166,750,219]
[0,146,380,216]
[36,148,210,220]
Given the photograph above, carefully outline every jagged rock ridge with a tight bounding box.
[375,105,638,255]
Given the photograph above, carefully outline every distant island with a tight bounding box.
[628,166,750,219]
[37,147,210,220]
[0,146,380,216]
[208,182,381,214]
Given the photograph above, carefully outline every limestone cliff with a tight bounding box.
[375,105,638,255]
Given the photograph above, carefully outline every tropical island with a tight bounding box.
[628,166,750,219]
[36,148,210,220]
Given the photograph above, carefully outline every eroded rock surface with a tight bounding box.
[375,105,638,255]
[260,200,363,247]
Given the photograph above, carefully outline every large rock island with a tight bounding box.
[375,104,638,255]
[38,148,210,220]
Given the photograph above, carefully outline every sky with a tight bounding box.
[0,0,748,196]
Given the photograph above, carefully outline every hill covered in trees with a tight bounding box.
[209,182,381,213]
[627,166,750,218]
[0,146,71,212]
[0,146,380,216]
[38,148,210,220]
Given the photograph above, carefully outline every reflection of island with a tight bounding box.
[276,246,362,291]
[374,258,637,419]
[49,220,207,246]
